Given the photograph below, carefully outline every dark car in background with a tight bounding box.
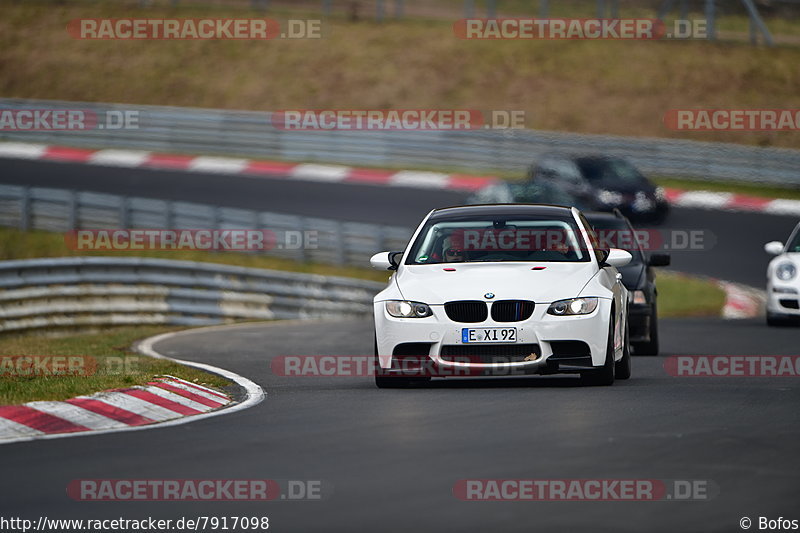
[585,210,670,355]
[466,178,592,210]
[530,155,670,224]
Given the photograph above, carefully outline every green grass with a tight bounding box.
[0,227,391,283]
[656,271,727,319]
[0,326,230,405]
[2,0,800,149]
[652,176,800,200]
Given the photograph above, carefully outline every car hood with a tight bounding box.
[599,179,656,196]
[395,262,598,304]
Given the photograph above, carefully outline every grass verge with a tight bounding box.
[0,326,230,405]
[2,0,800,148]
[652,176,800,200]
[0,227,391,283]
[656,271,727,319]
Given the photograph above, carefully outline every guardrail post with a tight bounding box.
[464,0,475,18]
[656,0,675,20]
[486,0,496,18]
[166,200,175,229]
[375,225,386,254]
[323,0,332,16]
[705,0,716,41]
[539,0,549,18]
[297,216,310,263]
[334,221,346,265]
[68,190,78,231]
[741,0,774,47]
[376,0,385,21]
[395,0,404,18]
[20,186,31,231]
[119,196,131,229]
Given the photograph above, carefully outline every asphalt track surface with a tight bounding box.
[1,157,799,532]
[1,157,796,286]
[1,318,799,532]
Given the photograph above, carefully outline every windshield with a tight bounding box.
[508,182,584,208]
[405,216,590,264]
[585,218,645,263]
[576,158,646,185]
[788,228,800,253]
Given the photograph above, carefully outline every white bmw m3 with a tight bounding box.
[370,204,632,388]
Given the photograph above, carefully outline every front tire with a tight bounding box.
[767,311,797,327]
[633,304,659,356]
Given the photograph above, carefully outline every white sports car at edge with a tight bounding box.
[765,221,800,326]
[370,204,632,388]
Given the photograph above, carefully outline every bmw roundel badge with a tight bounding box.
[484,292,495,299]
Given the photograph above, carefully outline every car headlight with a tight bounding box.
[385,300,433,318]
[776,262,797,281]
[632,290,647,305]
[547,297,599,316]
[598,190,623,206]
[632,192,655,212]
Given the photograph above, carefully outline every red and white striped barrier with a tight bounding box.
[0,142,494,192]
[717,281,765,320]
[0,376,231,441]
[1,141,799,214]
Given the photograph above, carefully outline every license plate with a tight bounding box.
[462,328,517,343]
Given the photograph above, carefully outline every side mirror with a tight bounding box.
[370,251,403,271]
[764,241,784,255]
[604,248,632,268]
[648,253,671,267]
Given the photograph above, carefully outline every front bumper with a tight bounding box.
[766,282,800,317]
[374,298,612,377]
[628,303,652,343]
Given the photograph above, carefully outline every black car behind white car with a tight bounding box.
[584,210,670,355]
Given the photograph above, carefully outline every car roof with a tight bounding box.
[535,153,621,163]
[428,204,575,221]
[583,210,632,226]
[584,211,624,221]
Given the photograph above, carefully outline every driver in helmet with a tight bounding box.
[442,235,465,262]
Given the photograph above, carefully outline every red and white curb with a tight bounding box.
[718,280,766,319]
[663,189,800,217]
[0,142,495,192]
[0,376,230,441]
[0,326,265,445]
[2,141,798,214]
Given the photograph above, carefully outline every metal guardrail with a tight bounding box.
[1,98,800,186]
[0,184,413,267]
[0,257,384,333]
